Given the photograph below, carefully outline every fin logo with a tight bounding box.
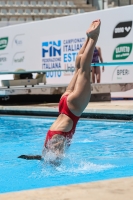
[42,40,61,58]
[113,21,132,38]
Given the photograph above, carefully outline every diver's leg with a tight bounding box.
[62,38,90,95]
[67,20,101,115]
[75,38,89,70]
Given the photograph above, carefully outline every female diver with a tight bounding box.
[18,19,101,162]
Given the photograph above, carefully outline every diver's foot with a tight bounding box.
[86,19,101,40]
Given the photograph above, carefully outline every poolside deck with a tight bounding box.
[1,177,133,200]
[0,100,133,120]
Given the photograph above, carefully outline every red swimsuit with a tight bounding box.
[44,95,80,148]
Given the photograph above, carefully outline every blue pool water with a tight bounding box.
[0,116,133,193]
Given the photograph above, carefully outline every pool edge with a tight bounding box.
[0,105,133,120]
[0,177,133,200]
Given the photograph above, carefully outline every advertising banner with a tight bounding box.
[0,5,132,97]
[41,33,86,84]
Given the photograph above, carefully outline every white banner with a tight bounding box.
[0,5,132,97]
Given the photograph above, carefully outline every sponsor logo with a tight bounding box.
[0,37,8,50]
[117,69,129,76]
[15,39,22,45]
[112,66,130,81]
[113,43,132,60]
[63,37,85,76]
[12,34,24,48]
[63,38,85,63]
[0,54,8,65]
[12,52,25,65]
[14,56,24,63]
[42,40,61,58]
[0,57,7,63]
[42,40,62,77]
[46,70,62,78]
[113,21,132,38]
[64,63,75,76]
[41,37,85,79]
